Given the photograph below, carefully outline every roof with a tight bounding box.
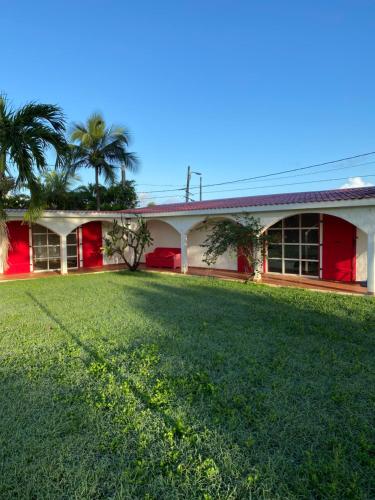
[126,186,375,214]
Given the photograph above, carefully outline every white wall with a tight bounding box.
[356,229,367,282]
[187,225,238,270]
[102,222,120,265]
[101,221,135,266]
[141,220,181,263]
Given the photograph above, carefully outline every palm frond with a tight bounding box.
[13,102,66,132]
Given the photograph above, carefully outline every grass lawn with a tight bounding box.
[0,271,374,499]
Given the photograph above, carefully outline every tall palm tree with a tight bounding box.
[41,167,80,209]
[0,94,67,271]
[70,113,139,210]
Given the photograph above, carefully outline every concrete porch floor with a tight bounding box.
[0,263,368,295]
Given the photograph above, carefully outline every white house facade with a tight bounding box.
[2,186,375,293]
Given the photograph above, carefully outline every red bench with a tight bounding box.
[145,247,181,269]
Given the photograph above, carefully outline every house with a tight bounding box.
[2,185,375,294]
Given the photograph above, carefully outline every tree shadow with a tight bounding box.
[2,275,373,498]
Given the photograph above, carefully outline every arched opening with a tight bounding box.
[3,221,78,275]
[265,213,361,282]
[142,220,181,268]
[31,223,78,272]
[187,216,239,271]
[146,220,180,249]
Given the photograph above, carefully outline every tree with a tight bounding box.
[2,191,30,209]
[70,113,139,210]
[41,168,80,210]
[201,215,270,282]
[0,94,67,270]
[102,216,153,271]
[100,182,137,210]
[64,181,137,211]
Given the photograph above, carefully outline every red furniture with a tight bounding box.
[145,247,181,269]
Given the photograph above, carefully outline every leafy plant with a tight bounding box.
[0,94,67,270]
[201,215,270,282]
[103,216,153,271]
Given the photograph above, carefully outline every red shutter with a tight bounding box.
[322,215,356,282]
[81,222,103,268]
[237,246,253,273]
[5,221,30,274]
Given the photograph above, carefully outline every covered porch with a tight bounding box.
[0,263,368,295]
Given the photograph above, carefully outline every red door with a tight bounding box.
[322,215,356,282]
[5,221,30,274]
[82,222,103,268]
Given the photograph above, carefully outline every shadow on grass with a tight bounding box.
[4,275,373,498]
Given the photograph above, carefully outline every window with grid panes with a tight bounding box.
[32,225,78,271]
[267,214,320,277]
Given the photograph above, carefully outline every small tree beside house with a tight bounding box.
[201,215,270,282]
[102,216,153,271]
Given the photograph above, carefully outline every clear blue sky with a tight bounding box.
[2,0,375,204]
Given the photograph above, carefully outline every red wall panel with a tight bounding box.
[81,222,103,268]
[322,215,356,282]
[5,221,30,274]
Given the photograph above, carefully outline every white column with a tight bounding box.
[253,244,262,281]
[367,231,375,295]
[180,232,188,274]
[60,234,68,275]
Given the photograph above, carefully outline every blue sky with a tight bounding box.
[2,0,375,204]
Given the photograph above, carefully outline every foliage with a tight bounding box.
[69,113,139,210]
[100,183,138,210]
[1,178,138,211]
[0,273,373,498]
[40,168,80,210]
[103,216,153,270]
[201,215,269,281]
[71,181,138,211]
[2,192,30,209]
[0,94,67,188]
[0,94,67,269]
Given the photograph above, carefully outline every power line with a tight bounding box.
[200,173,375,196]
[138,172,375,202]
[186,160,375,193]
[137,150,375,194]
[198,151,375,189]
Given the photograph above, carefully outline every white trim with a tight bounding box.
[29,224,33,272]
[319,215,323,279]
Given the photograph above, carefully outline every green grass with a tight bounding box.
[0,271,374,499]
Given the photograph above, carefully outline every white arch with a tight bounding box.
[35,216,120,236]
[185,214,239,234]
[259,208,371,234]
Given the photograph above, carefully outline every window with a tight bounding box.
[32,225,78,271]
[66,230,78,269]
[267,214,320,277]
[32,225,60,271]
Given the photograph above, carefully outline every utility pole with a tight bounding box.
[199,175,202,201]
[185,165,191,202]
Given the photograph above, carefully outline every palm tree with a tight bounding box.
[70,113,139,210]
[0,94,67,271]
[41,167,80,209]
